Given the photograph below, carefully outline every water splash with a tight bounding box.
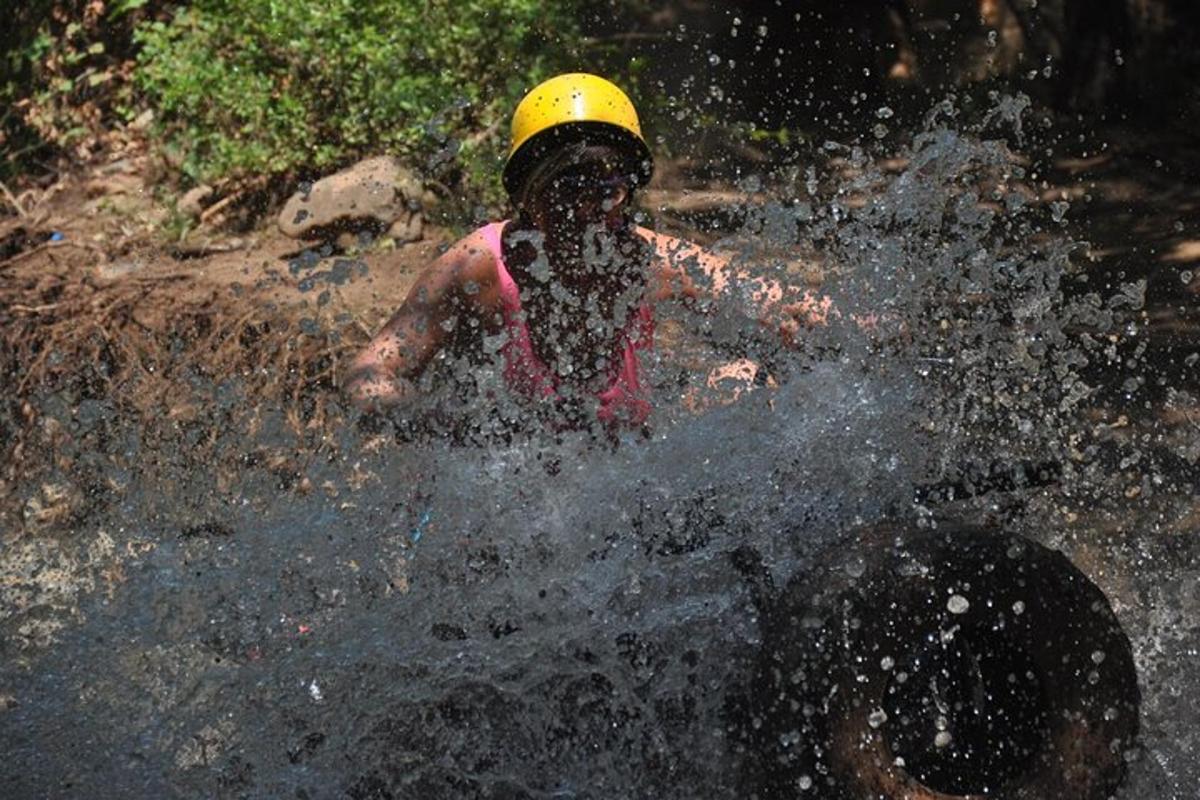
[1,98,1196,798]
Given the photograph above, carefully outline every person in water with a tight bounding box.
[346,73,830,430]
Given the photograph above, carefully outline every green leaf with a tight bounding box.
[128,0,601,209]
[110,0,151,19]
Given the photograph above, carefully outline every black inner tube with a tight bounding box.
[743,527,1142,800]
[882,625,1051,795]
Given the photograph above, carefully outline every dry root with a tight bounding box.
[1,265,366,524]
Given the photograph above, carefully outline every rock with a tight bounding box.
[335,231,361,252]
[84,173,142,197]
[387,211,424,243]
[128,108,155,131]
[177,185,213,218]
[96,158,138,176]
[97,258,145,281]
[278,156,425,240]
[21,482,81,533]
[170,236,252,259]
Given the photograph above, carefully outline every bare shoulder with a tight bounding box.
[398,225,502,312]
[432,227,499,286]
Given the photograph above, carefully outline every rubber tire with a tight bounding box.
[747,525,1140,800]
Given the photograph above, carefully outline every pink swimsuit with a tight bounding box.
[479,221,654,427]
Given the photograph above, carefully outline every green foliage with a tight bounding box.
[132,0,589,205]
[1,1,162,181]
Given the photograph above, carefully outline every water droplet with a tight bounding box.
[1013,600,1026,615]
[947,594,970,614]
[708,53,721,66]
[868,709,888,728]
[875,106,894,119]
[880,656,895,671]
[1092,649,1106,664]
[1181,270,1194,284]
[934,730,954,748]
[798,775,813,790]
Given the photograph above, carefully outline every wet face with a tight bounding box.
[526,163,634,247]
[509,156,649,385]
[520,158,645,314]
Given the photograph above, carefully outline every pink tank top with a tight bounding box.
[479,221,654,427]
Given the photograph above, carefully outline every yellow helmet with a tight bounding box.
[502,73,653,197]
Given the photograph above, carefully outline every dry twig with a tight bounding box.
[0,180,27,218]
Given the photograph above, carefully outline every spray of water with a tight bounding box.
[1,96,1195,798]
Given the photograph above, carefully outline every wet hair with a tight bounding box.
[513,141,642,214]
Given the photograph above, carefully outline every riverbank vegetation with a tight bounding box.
[7,2,1200,218]
[3,0,592,206]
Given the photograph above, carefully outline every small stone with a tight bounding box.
[22,483,79,532]
[388,211,424,243]
[177,185,214,218]
[128,108,155,131]
[84,173,141,197]
[97,259,145,281]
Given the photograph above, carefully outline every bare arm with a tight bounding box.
[639,227,833,343]
[345,232,495,407]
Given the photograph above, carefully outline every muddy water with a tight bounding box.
[2,111,1198,798]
